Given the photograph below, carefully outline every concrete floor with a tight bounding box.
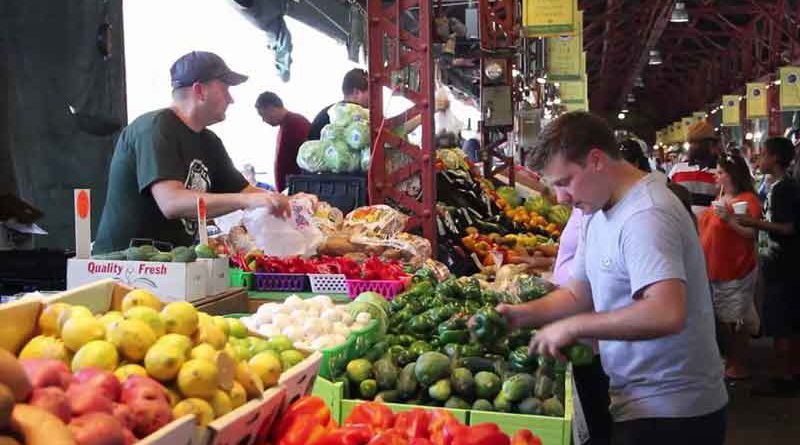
[725,338,800,444]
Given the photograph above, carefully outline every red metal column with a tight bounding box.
[478,0,516,185]
[367,0,436,249]
[768,82,781,138]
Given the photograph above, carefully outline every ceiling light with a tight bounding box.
[683,142,690,149]
[670,2,689,23]
[745,132,754,141]
[553,97,562,104]
[627,93,636,103]
[648,50,663,65]
[621,108,629,113]
[618,113,626,120]
[634,76,645,88]
[774,79,782,85]
[485,62,504,81]
[536,75,547,85]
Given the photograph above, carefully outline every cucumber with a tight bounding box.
[472,399,494,411]
[375,389,403,403]
[474,371,501,400]
[534,374,555,400]
[444,396,471,409]
[517,397,543,415]
[450,367,475,399]
[542,396,565,417]
[359,379,378,399]
[428,379,452,402]
[501,373,536,402]
[457,356,495,374]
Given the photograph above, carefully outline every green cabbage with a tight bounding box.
[548,205,572,227]
[497,186,521,208]
[328,102,369,127]
[321,140,359,173]
[320,123,343,141]
[361,147,371,172]
[524,195,551,216]
[297,140,326,172]
[344,121,370,150]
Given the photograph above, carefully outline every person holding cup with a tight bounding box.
[698,153,761,380]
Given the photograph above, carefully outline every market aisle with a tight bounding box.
[725,338,800,444]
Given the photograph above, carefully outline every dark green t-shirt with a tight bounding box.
[94,109,248,253]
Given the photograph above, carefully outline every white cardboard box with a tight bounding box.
[66,258,207,302]
[200,257,230,296]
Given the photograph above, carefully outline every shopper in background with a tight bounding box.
[736,137,800,396]
[501,111,727,444]
[307,68,369,140]
[255,91,310,192]
[619,139,696,227]
[698,153,761,381]
[94,51,290,253]
[669,121,721,215]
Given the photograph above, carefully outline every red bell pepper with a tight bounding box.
[273,415,334,445]
[312,424,374,445]
[367,429,409,445]
[344,401,395,432]
[393,409,430,439]
[428,410,463,445]
[270,396,333,443]
[510,430,543,445]
[409,439,433,445]
[451,423,509,445]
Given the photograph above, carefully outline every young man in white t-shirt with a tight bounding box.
[496,111,727,445]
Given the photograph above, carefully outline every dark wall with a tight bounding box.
[0,0,126,249]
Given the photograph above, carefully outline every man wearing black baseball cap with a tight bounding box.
[94,51,290,253]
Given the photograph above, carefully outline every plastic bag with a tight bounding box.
[241,195,324,258]
[351,232,432,266]
[344,205,409,238]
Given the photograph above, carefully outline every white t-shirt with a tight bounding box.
[573,173,728,421]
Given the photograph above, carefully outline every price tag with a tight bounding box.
[73,189,91,259]
[196,197,208,246]
[490,250,504,267]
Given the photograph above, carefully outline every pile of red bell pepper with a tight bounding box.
[269,396,542,445]
[231,253,408,280]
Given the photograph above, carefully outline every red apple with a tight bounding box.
[126,397,173,438]
[120,375,169,405]
[122,428,137,445]
[29,386,72,423]
[68,412,125,445]
[68,383,113,416]
[111,403,135,430]
[20,359,72,390]
[73,368,122,402]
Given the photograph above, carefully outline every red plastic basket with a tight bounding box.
[346,279,406,300]
[254,273,308,292]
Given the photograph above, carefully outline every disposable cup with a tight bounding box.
[732,201,748,215]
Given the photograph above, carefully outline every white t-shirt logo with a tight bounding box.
[181,159,211,235]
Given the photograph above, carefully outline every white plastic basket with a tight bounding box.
[308,273,348,294]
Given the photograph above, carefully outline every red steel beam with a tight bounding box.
[366,0,436,248]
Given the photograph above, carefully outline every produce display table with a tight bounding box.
[247,291,350,312]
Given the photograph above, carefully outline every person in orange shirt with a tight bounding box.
[698,153,761,380]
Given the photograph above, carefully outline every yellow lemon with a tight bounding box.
[124,306,166,338]
[248,352,282,388]
[212,317,230,337]
[193,323,226,350]
[114,364,148,382]
[156,334,193,357]
[209,390,233,418]
[61,316,105,352]
[107,319,157,362]
[72,340,119,372]
[177,359,219,399]
[234,363,263,399]
[38,302,71,336]
[190,344,217,362]
[144,343,185,382]
[228,381,247,409]
[226,318,248,339]
[121,289,162,313]
[173,398,215,427]
[57,306,93,334]
[19,335,71,364]
[98,311,124,331]
[160,302,199,336]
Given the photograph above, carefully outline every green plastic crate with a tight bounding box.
[318,336,355,381]
[229,268,254,289]
[346,319,382,362]
[312,374,344,423]
[222,313,250,319]
[313,376,469,425]
[468,366,574,445]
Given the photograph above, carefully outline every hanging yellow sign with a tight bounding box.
[547,35,582,80]
[746,83,767,118]
[722,95,740,126]
[559,79,585,102]
[564,101,587,112]
[682,117,694,140]
[779,66,800,110]
[523,0,578,37]
[693,112,706,122]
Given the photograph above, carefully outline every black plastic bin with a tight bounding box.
[287,174,367,214]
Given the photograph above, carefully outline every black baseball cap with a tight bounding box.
[170,51,248,89]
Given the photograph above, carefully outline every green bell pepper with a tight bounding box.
[509,345,537,372]
[438,329,470,345]
[471,307,509,344]
[563,343,594,366]
[435,278,461,300]
[460,277,482,301]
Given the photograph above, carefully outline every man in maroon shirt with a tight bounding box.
[255,91,310,191]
